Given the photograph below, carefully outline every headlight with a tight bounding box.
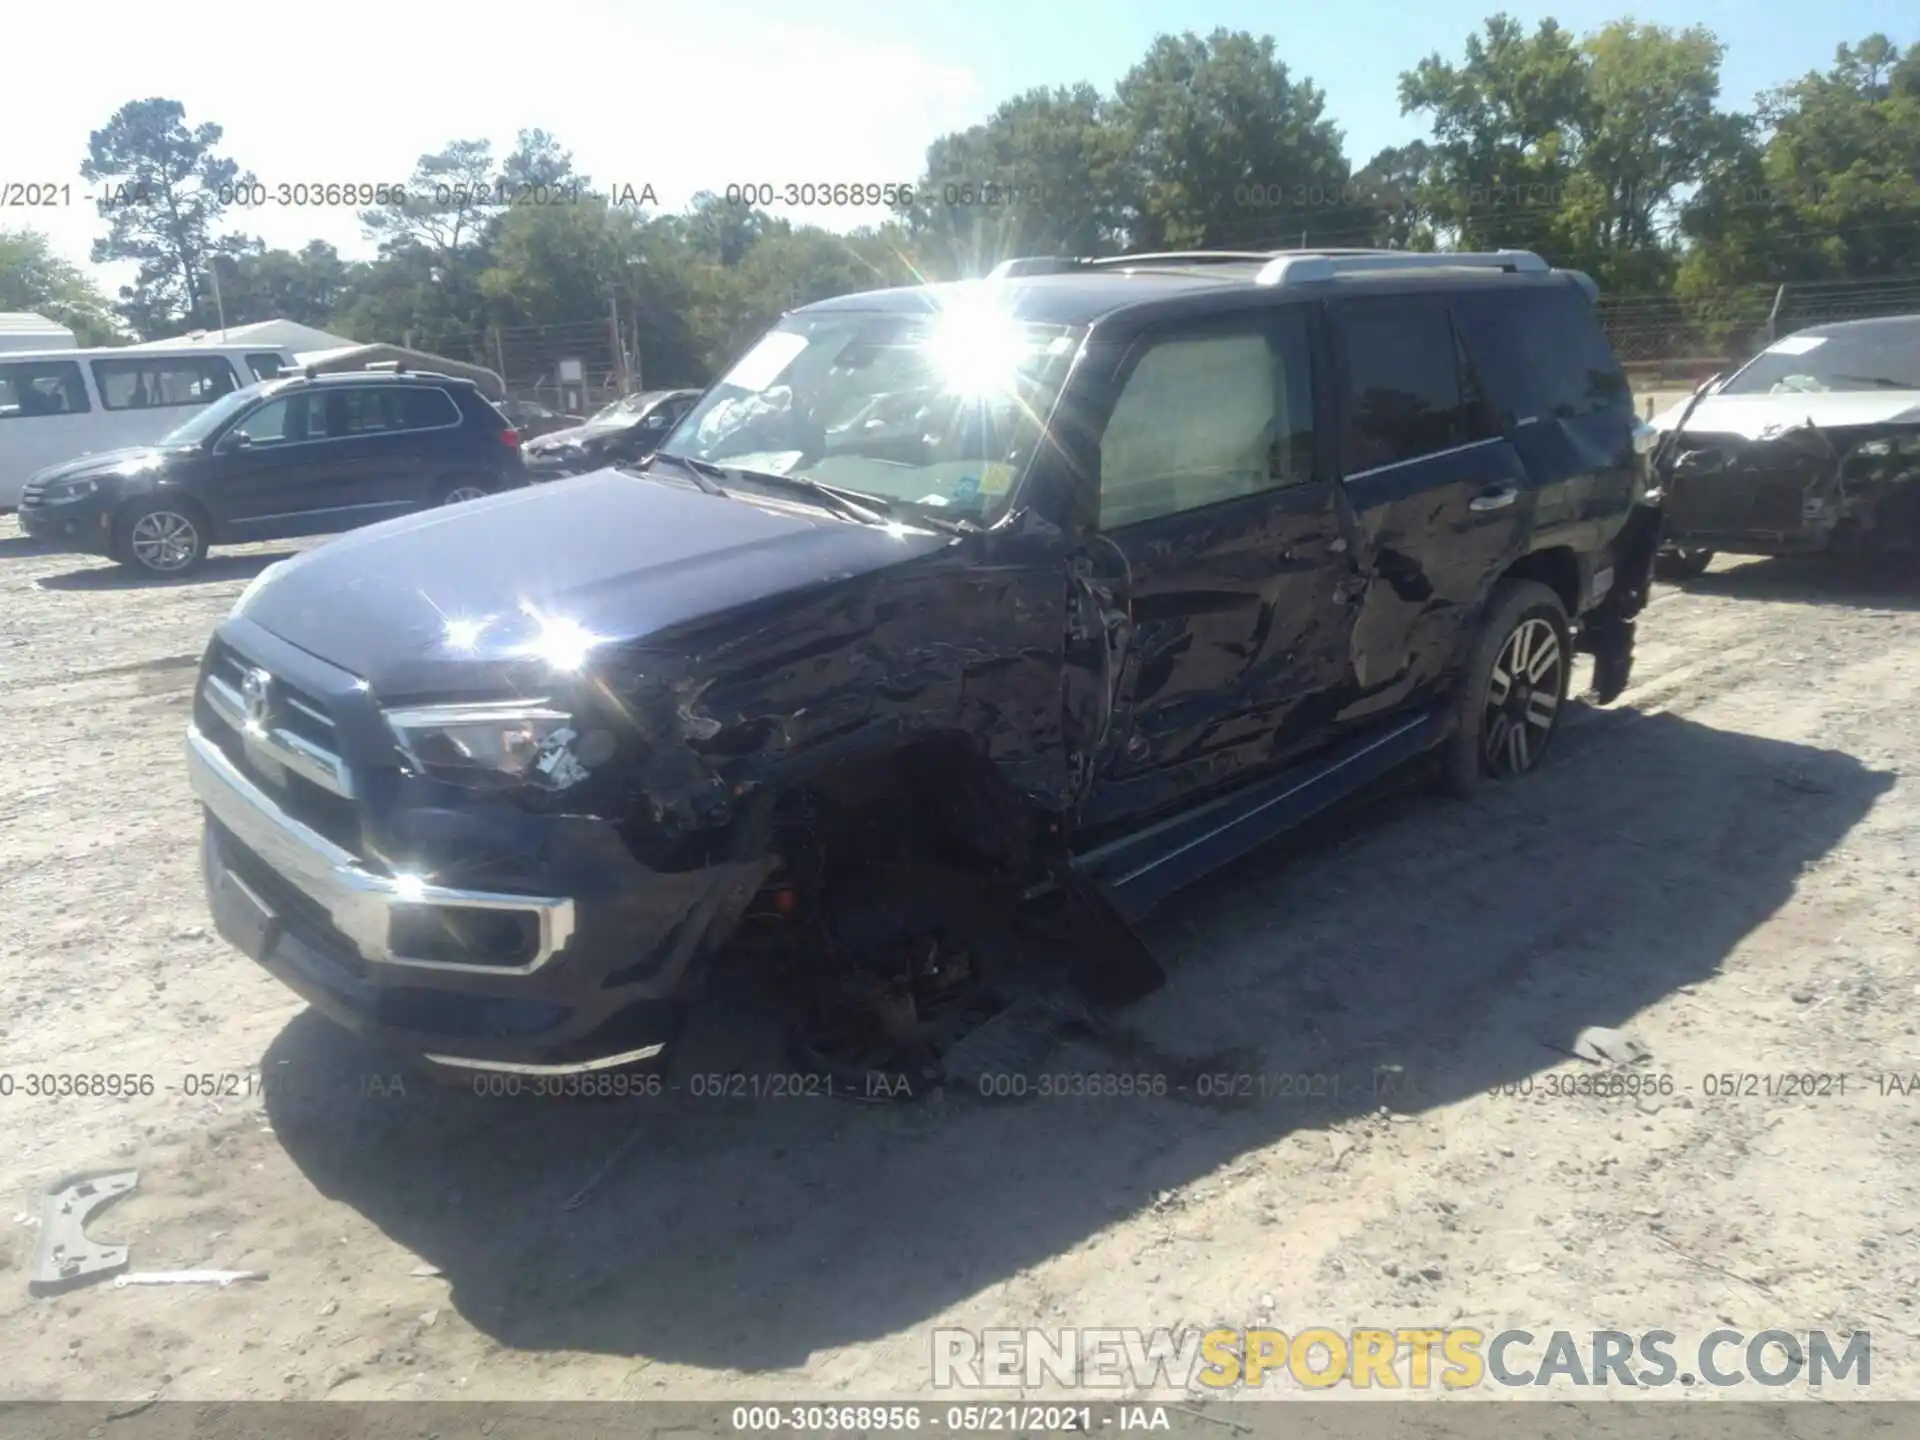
[384,702,607,791]
[46,477,99,500]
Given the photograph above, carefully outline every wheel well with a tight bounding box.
[1498,546,1580,617]
[774,735,1050,881]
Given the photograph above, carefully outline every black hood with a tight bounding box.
[236,467,950,698]
[30,445,198,485]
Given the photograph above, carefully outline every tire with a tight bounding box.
[1654,547,1714,581]
[1436,579,1573,797]
[433,476,493,506]
[114,498,211,577]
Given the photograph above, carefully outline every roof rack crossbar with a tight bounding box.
[1255,249,1550,286]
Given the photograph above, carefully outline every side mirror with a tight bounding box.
[220,432,253,454]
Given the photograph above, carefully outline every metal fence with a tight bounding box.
[1599,273,1920,374]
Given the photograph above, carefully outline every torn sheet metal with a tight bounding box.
[28,1170,138,1295]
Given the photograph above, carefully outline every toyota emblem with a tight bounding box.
[241,667,273,730]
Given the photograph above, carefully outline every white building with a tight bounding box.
[0,312,77,352]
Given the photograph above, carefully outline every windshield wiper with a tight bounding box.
[641,450,729,496]
[708,464,979,535]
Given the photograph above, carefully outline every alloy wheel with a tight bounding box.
[129,511,200,573]
[442,485,488,505]
[1482,616,1564,777]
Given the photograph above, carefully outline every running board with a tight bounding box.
[1071,711,1446,921]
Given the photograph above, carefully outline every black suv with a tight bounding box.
[20,368,527,577]
[183,248,1661,1085]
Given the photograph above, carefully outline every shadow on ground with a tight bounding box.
[263,704,1891,1371]
[1678,554,1920,612]
[36,551,295,591]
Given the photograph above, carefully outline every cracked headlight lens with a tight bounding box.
[384,702,597,791]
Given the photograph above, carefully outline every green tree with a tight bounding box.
[359,138,501,259]
[208,241,361,330]
[1680,34,1920,287]
[903,84,1128,273]
[1397,15,1587,253]
[1112,29,1356,250]
[79,98,255,337]
[0,229,121,344]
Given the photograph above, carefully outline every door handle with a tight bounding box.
[1470,484,1520,512]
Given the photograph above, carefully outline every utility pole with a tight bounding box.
[207,257,228,338]
[609,290,629,396]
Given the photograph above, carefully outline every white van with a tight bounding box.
[0,344,294,510]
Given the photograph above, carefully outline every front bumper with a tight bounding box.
[187,721,761,1073]
[17,496,114,553]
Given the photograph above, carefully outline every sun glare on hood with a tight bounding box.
[514,602,607,672]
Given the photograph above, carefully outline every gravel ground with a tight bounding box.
[3,516,1918,1405]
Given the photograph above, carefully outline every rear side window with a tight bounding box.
[0,360,90,419]
[92,356,239,411]
[245,352,287,381]
[1336,299,1485,473]
[330,386,460,435]
[1455,284,1630,424]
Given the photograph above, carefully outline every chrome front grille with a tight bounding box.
[201,646,354,799]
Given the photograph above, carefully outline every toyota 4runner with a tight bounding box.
[184,247,1662,1086]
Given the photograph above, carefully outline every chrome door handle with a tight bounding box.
[1470,485,1519,512]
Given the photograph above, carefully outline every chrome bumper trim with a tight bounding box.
[421,1044,667,1075]
[187,724,575,975]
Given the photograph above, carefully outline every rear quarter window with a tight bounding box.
[1455,284,1630,425]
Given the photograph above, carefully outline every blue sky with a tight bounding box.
[5,0,1912,293]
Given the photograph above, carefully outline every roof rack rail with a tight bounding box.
[1255,248,1549,286]
[1086,251,1292,268]
[985,257,1091,278]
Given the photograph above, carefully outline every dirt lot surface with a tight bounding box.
[4,518,1919,1406]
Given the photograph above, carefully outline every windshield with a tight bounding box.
[1721,324,1920,396]
[159,383,271,446]
[659,301,1085,526]
[587,396,648,425]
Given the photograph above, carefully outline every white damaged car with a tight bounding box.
[1648,315,1920,578]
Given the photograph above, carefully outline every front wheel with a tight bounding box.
[114,499,210,577]
[1437,579,1572,797]
[434,477,493,506]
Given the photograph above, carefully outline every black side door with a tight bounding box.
[205,391,342,538]
[316,384,465,524]
[1074,304,1362,832]
[1327,294,1527,728]
[1453,280,1638,567]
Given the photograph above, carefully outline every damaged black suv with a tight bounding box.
[184,247,1662,1085]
